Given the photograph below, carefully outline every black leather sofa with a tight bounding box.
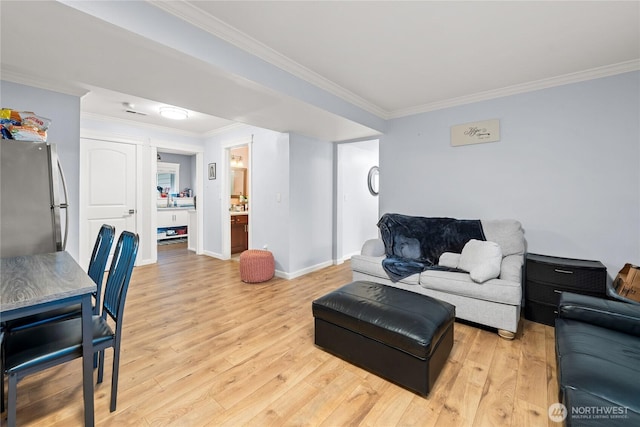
[555,292,640,426]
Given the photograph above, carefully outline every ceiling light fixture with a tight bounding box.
[159,106,188,120]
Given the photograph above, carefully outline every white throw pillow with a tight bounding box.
[438,252,460,269]
[458,239,503,283]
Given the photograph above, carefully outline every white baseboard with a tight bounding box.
[198,252,333,281]
[203,250,226,260]
[137,257,155,266]
[276,260,334,280]
[333,251,360,265]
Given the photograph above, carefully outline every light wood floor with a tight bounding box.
[3,243,559,426]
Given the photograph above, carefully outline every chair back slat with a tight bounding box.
[87,225,115,305]
[102,231,139,322]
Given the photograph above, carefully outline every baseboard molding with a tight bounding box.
[277,260,334,280]
[200,251,333,281]
[203,250,226,260]
[332,251,360,265]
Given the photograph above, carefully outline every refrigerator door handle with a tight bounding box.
[58,158,70,250]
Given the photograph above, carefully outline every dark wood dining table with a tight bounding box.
[1,251,96,426]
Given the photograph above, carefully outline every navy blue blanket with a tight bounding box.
[378,214,486,282]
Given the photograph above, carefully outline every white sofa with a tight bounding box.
[351,219,525,338]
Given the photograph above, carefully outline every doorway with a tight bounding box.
[229,145,250,259]
[222,141,252,260]
[151,145,204,265]
[156,151,196,254]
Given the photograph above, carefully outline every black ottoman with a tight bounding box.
[312,281,455,396]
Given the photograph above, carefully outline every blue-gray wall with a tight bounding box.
[5,71,639,278]
[1,81,82,259]
[158,152,194,194]
[381,71,640,275]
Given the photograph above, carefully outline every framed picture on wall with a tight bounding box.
[208,163,216,180]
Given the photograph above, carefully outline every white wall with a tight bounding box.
[250,131,291,272]
[203,127,336,277]
[289,133,334,274]
[381,71,640,276]
[337,140,379,259]
[1,81,82,259]
[204,126,291,272]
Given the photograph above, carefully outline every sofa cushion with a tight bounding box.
[419,270,522,305]
[556,318,640,422]
[500,254,524,283]
[438,252,460,269]
[480,219,525,257]
[458,240,502,283]
[351,255,420,285]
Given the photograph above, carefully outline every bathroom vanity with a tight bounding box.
[230,212,248,254]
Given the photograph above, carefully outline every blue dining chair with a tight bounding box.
[2,231,138,424]
[1,225,115,413]
[4,224,115,332]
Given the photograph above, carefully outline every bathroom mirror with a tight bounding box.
[157,162,180,195]
[231,167,247,197]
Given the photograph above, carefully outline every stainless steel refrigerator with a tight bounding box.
[1,140,69,257]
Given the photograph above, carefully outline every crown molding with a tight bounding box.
[1,65,90,97]
[388,59,640,119]
[150,0,388,119]
[148,2,640,121]
[202,122,248,138]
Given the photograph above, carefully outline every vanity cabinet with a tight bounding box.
[158,209,188,228]
[231,214,248,254]
[157,209,189,240]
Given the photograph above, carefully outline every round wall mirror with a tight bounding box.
[367,166,379,196]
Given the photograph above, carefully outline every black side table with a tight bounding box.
[524,253,607,326]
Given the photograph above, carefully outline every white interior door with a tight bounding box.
[81,138,137,269]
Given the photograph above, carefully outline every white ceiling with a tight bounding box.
[191,0,640,115]
[1,1,639,140]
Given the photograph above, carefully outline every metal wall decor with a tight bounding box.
[367,166,379,196]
